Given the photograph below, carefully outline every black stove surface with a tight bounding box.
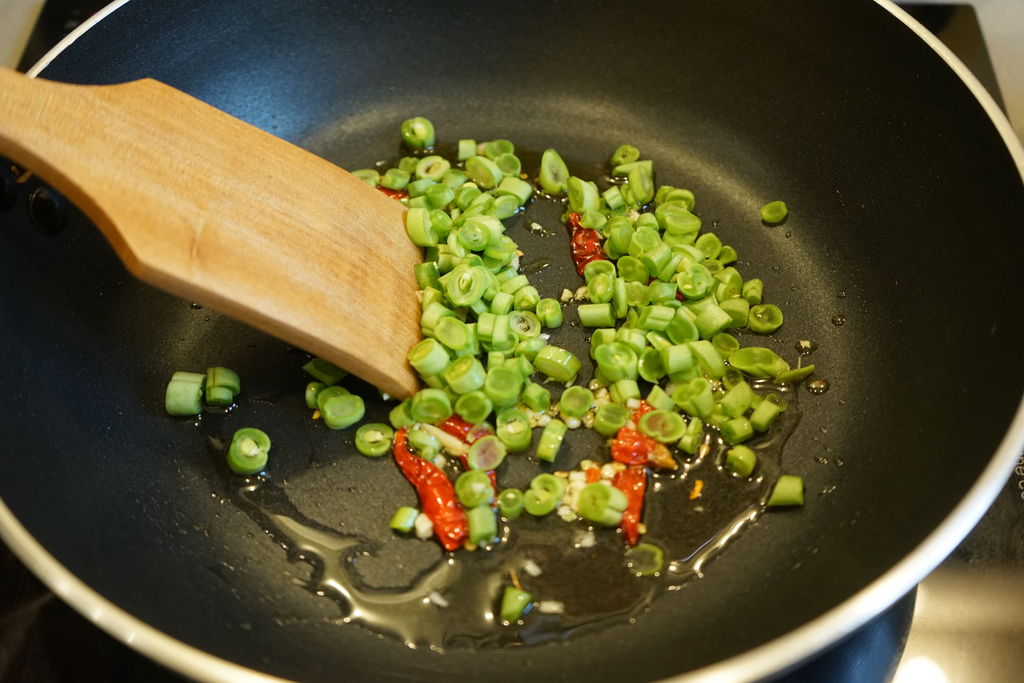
[2,3,1020,682]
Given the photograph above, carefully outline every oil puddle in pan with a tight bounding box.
[215,382,800,651]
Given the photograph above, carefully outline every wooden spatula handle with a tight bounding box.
[0,68,422,398]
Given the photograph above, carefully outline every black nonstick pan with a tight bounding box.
[1,0,1022,680]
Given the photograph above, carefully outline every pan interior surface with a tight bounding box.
[1,1,1022,681]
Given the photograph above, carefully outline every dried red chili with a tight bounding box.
[612,465,647,546]
[392,428,467,551]
[566,211,607,276]
[377,186,408,200]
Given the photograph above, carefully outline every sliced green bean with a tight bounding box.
[227,427,270,475]
[760,200,788,224]
[355,423,394,457]
[538,148,570,195]
[400,116,435,151]
[767,474,804,507]
[536,419,568,462]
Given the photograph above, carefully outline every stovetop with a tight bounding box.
[1,3,1022,682]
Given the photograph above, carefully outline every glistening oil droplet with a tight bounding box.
[831,315,846,326]
[806,379,830,394]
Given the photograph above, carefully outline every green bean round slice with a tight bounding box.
[400,116,435,151]
[227,428,271,475]
[748,304,784,333]
[497,488,525,519]
[467,434,507,470]
[355,423,394,457]
[624,542,664,576]
[638,410,686,443]
[760,200,788,224]
[456,470,496,508]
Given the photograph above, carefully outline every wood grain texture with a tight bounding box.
[0,67,422,398]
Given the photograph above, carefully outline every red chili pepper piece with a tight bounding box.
[610,427,659,466]
[631,400,654,422]
[612,424,676,471]
[584,467,601,484]
[392,428,467,551]
[438,415,473,441]
[613,465,647,546]
[565,211,608,276]
[377,186,408,200]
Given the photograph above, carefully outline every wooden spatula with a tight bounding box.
[0,67,422,399]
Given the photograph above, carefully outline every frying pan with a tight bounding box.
[1,0,1023,680]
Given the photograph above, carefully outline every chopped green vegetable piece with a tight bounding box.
[725,445,757,477]
[677,416,704,454]
[457,139,476,161]
[455,390,493,424]
[742,278,764,305]
[443,356,486,394]
[355,423,394,457]
[760,200,788,224]
[750,395,783,431]
[410,388,452,424]
[400,116,435,151]
[415,155,451,181]
[578,482,628,526]
[484,366,523,408]
[467,435,507,470]
[389,399,415,429]
[610,378,641,404]
[535,298,564,328]
[624,542,664,576]
[496,407,532,452]
[321,393,365,430]
[776,363,816,383]
[389,506,419,533]
[720,416,753,444]
[456,470,496,508]
[465,155,503,189]
[720,380,754,418]
[672,377,715,418]
[520,382,551,412]
[533,345,580,384]
[165,372,205,416]
[498,488,525,519]
[638,410,686,443]
[467,505,498,546]
[559,386,594,419]
[594,403,630,436]
[538,148,570,195]
[748,304,784,334]
[536,419,568,462]
[407,338,450,377]
[610,144,640,167]
[500,585,532,622]
[567,176,599,213]
[227,428,270,475]
[728,346,790,378]
[302,357,347,385]
[204,366,240,407]
[767,475,804,507]
[304,381,326,410]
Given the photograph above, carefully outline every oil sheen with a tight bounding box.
[223,382,800,652]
